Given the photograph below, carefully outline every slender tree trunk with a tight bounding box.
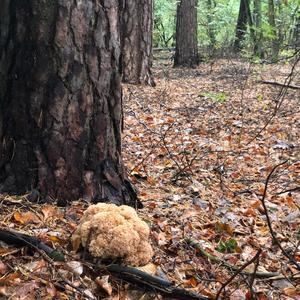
[268,0,279,60]
[120,0,155,86]
[253,0,264,57]
[234,0,253,51]
[207,0,216,53]
[174,0,199,68]
[234,0,248,50]
[0,0,141,207]
[288,6,299,47]
[292,15,300,47]
[276,1,284,51]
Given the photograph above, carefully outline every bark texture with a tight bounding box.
[0,0,141,207]
[120,0,155,86]
[174,0,199,68]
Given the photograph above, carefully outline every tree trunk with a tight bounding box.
[253,0,264,58]
[234,0,253,51]
[207,0,216,54]
[120,0,155,86]
[288,6,299,48]
[174,0,199,68]
[0,0,141,208]
[268,0,279,60]
[292,15,300,47]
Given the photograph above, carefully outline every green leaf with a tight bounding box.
[199,91,228,103]
[216,238,238,253]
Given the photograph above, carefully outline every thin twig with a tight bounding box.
[258,80,300,90]
[186,238,278,278]
[260,160,300,270]
[248,250,261,300]
[247,54,299,145]
[216,249,262,300]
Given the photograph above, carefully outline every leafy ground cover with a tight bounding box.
[0,54,299,299]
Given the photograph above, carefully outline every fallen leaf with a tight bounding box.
[13,211,40,224]
[96,276,112,296]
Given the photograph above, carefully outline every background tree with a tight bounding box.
[153,0,177,48]
[234,0,253,51]
[206,0,217,54]
[154,0,298,61]
[253,0,263,58]
[268,0,279,60]
[120,0,155,86]
[174,0,200,67]
[0,0,140,207]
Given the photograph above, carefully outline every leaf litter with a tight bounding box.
[0,55,299,299]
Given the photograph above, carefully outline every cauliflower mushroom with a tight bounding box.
[72,203,153,266]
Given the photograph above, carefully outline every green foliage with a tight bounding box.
[153,0,177,47]
[199,91,228,103]
[216,238,238,253]
[154,0,299,60]
[198,0,239,50]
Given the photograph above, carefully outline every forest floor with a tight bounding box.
[0,53,299,299]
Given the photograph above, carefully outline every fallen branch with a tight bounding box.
[106,264,212,300]
[0,229,95,299]
[276,186,300,195]
[0,228,64,261]
[259,273,300,281]
[0,228,212,300]
[259,80,300,90]
[186,238,279,278]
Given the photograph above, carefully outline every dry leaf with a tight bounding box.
[13,211,39,224]
[96,276,112,296]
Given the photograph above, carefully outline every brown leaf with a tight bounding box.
[41,205,61,220]
[283,286,300,296]
[0,261,8,275]
[0,272,21,284]
[13,211,39,224]
[15,281,40,299]
[96,275,112,296]
[71,235,81,252]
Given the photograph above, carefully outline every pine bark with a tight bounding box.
[120,0,155,86]
[174,0,199,68]
[0,0,141,207]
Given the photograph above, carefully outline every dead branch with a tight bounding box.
[0,228,64,261]
[259,273,300,281]
[0,229,95,299]
[248,249,261,300]
[106,264,212,300]
[259,80,300,90]
[0,228,212,300]
[276,186,300,195]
